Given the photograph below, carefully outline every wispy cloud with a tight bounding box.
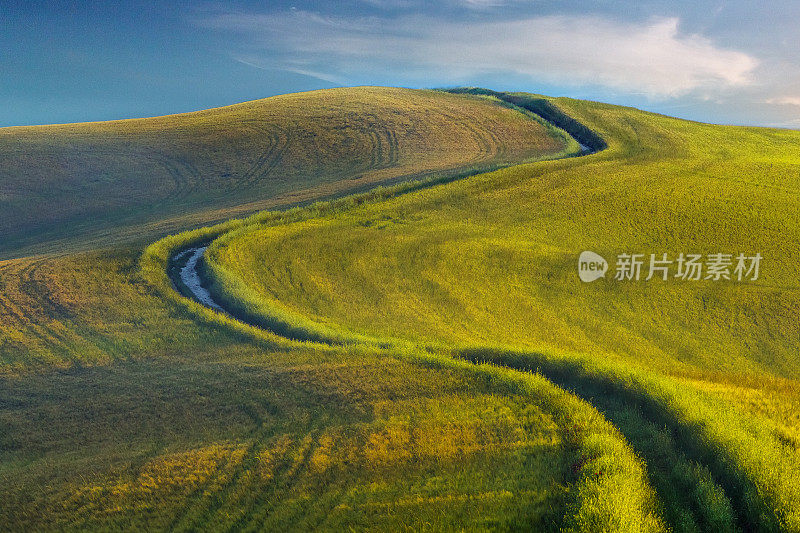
[357,0,420,8]
[232,55,347,84]
[199,10,758,98]
[765,96,800,106]
[457,0,514,9]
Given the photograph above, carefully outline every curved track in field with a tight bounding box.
[164,97,784,532]
[169,220,768,532]
[170,251,751,528]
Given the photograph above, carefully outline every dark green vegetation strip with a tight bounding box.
[458,349,769,532]
[444,87,607,152]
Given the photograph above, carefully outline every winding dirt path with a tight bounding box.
[172,246,223,312]
[162,97,782,530]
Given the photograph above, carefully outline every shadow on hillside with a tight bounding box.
[456,348,782,533]
[443,88,608,153]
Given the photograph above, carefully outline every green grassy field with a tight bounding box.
[0,248,662,531]
[0,87,574,258]
[199,94,800,530]
[1,86,798,531]
[0,88,627,531]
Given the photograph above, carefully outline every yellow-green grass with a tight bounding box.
[0,340,576,530]
[208,97,800,379]
[4,85,798,530]
[0,86,575,369]
[0,248,662,531]
[0,88,656,530]
[0,87,575,259]
[202,94,800,530]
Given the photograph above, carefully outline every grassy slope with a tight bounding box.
[0,88,573,370]
[0,89,637,531]
[205,95,800,530]
[0,248,661,531]
[0,87,574,258]
[210,98,800,379]
[0,339,590,531]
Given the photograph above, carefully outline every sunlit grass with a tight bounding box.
[0,87,574,258]
[204,93,800,530]
[0,89,616,530]
[3,86,798,529]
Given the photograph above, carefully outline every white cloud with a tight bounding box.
[766,96,800,106]
[200,11,758,98]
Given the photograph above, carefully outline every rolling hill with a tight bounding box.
[2,87,799,531]
[187,93,800,530]
[0,88,597,531]
[0,87,575,258]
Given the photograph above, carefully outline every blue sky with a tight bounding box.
[3,0,800,127]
